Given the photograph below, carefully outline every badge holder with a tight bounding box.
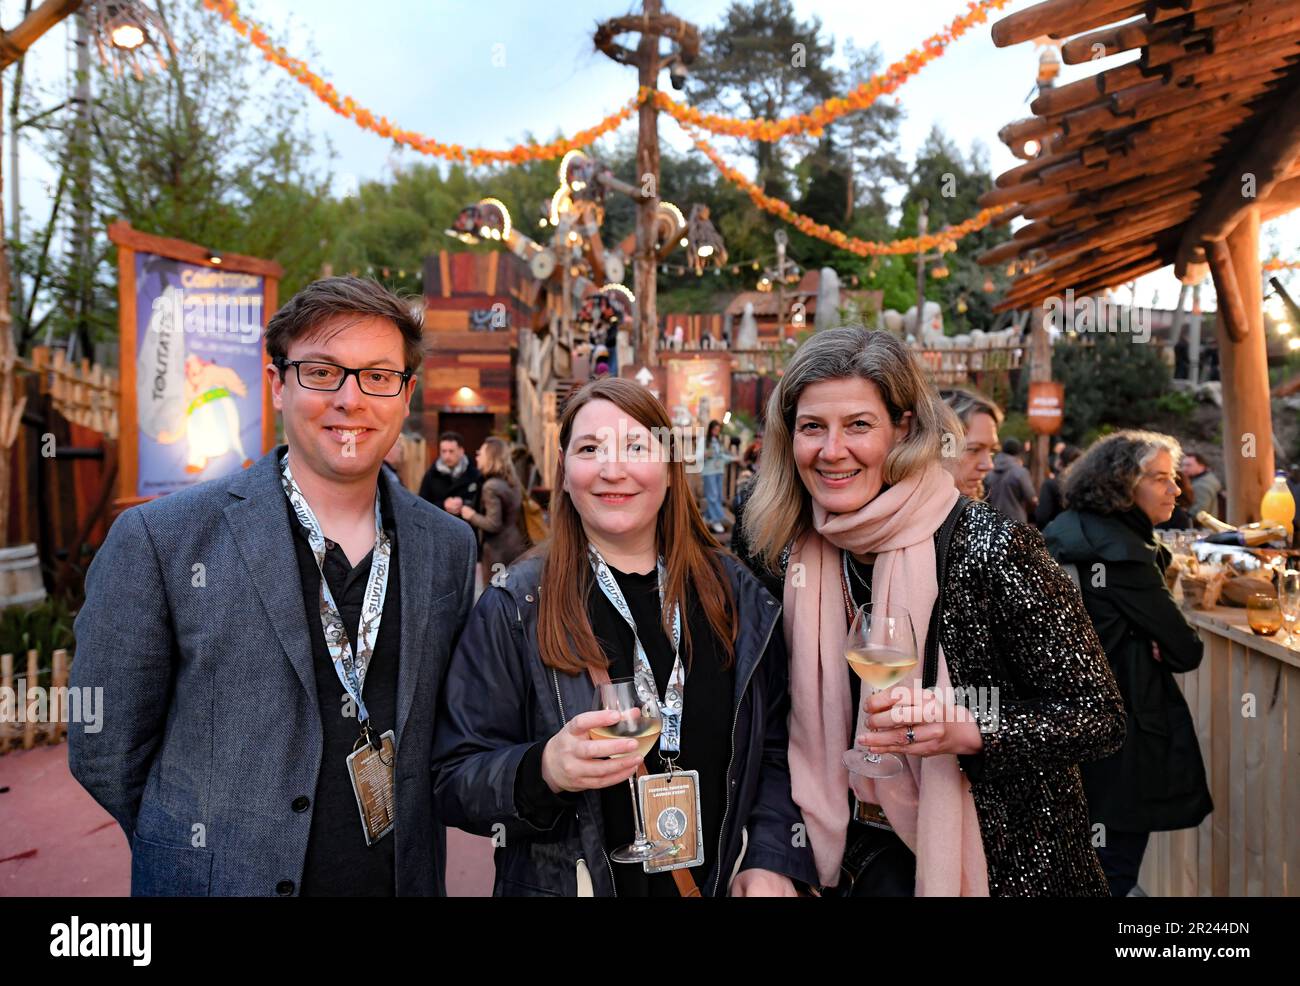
[638,756,705,874]
[346,725,396,847]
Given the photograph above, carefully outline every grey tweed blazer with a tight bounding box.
[69,446,477,896]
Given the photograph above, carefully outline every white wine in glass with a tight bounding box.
[843,603,919,779]
[591,679,673,864]
[589,718,663,760]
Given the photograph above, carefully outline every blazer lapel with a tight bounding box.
[224,449,317,707]
[389,471,433,746]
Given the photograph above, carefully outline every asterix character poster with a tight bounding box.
[134,252,265,496]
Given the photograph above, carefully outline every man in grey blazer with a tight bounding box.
[70,276,477,896]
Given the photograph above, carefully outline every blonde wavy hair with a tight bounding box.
[741,326,960,570]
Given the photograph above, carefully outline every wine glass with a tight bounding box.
[843,603,920,779]
[1246,592,1283,637]
[590,680,673,864]
[1279,571,1300,646]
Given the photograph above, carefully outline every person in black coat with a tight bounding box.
[1034,443,1081,529]
[431,379,816,897]
[418,431,483,515]
[1044,430,1212,897]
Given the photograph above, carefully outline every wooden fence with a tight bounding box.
[1139,607,1300,896]
[0,648,71,754]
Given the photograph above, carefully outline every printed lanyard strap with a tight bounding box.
[281,454,391,739]
[587,546,685,757]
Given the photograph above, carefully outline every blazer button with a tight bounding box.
[275,880,295,896]
[292,796,310,813]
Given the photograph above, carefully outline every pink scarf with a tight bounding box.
[784,462,989,895]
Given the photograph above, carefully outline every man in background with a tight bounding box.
[419,431,482,516]
[986,436,1038,525]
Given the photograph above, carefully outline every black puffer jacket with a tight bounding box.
[431,552,817,896]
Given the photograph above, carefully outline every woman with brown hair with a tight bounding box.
[738,326,1124,896]
[432,378,815,896]
[459,436,527,580]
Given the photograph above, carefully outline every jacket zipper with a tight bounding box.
[552,663,617,897]
[711,610,778,896]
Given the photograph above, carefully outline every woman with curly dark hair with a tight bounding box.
[1042,430,1212,896]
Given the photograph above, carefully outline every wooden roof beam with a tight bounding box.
[1174,71,1300,279]
[1050,75,1280,154]
[1259,175,1300,221]
[1061,17,1176,65]
[992,0,1146,48]
[1207,239,1249,342]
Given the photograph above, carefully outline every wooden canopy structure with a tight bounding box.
[979,0,1300,524]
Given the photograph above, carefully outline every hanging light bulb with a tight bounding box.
[91,1,176,80]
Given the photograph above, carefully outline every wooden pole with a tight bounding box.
[633,0,662,368]
[1028,302,1051,489]
[915,200,929,335]
[1188,281,1204,385]
[0,0,82,69]
[22,648,36,749]
[1215,207,1273,524]
[51,647,67,742]
[0,651,12,752]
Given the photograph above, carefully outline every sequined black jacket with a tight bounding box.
[936,500,1126,896]
[736,497,1126,896]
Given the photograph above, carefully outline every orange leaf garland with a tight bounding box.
[203,0,635,165]
[689,127,1006,258]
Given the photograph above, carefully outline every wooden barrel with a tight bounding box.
[0,544,48,610]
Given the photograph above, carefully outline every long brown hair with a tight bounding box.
[478,436,520,491]
[537,378,737,675]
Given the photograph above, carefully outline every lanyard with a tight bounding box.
[587,546,685,758]
[281,454,392,745]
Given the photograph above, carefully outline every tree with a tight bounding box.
[1030,333,1173,442]
[687,0,839,199]
[899,126,1011,333]
[15,0,333,356]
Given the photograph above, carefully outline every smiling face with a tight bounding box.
[792,377,911,515]
[950,410,999,500]
[267,314,413,488]
[1135,449,1179,525]
[562,399,668,554]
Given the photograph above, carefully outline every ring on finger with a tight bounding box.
[905,725,916,745]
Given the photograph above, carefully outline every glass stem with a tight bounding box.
[628,776,649,846]
[862,687,883,764]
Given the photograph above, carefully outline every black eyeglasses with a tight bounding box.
[274,358,413,397]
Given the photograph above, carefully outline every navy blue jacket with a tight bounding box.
[431,552,817,896]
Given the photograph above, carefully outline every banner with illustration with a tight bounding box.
[134,252,265,497]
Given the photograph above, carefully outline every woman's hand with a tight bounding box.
[459,505,475,520]
[540,710,644,793]
[858,684,984,758]
[731,868,799,897]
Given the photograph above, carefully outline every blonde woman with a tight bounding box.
[739,326,1124,896]
[459,437,528,579]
